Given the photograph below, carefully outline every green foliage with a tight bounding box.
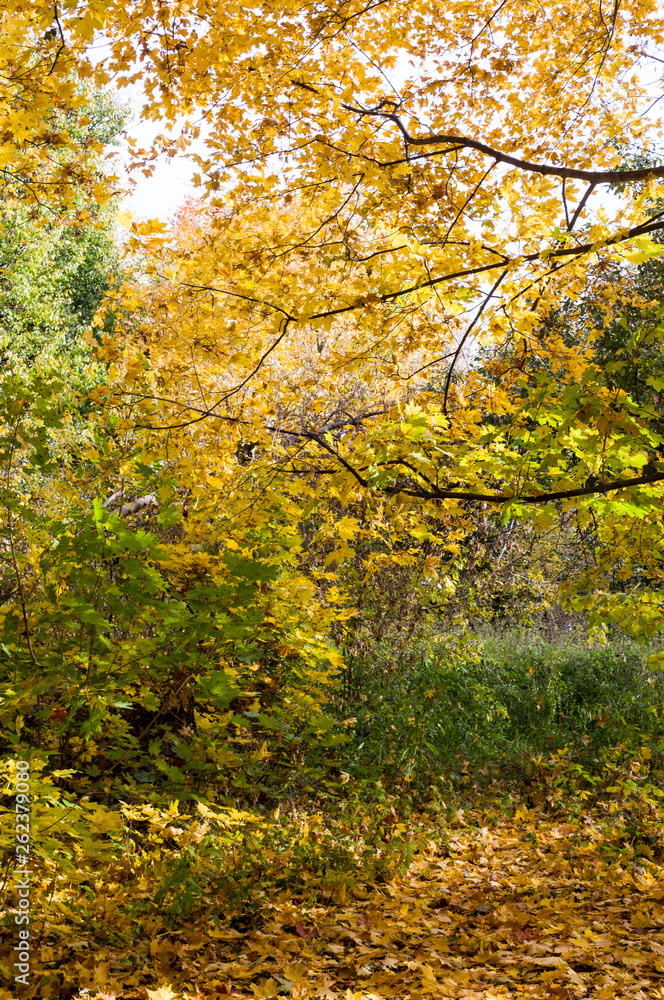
[0,493,345,803]
[0,90,124,400]
[341,629,664,790]
[0,206,120,394]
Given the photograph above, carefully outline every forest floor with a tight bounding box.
[3,801,664,1000]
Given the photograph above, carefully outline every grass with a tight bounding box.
[339,628,664,791]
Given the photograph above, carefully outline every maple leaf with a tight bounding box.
[146,987,180,1000]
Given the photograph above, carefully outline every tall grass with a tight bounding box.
[339,629,664,789]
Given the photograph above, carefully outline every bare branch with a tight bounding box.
[568,182,596,231]
[442,269,507,413]
[48,3,67,76]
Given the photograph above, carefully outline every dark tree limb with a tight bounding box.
[342,106,664,185]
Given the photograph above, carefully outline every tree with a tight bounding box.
[8,0,664,636]
[0,195,120,395]
[4,15,664,987]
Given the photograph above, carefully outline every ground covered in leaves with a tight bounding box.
[3,796,664,1000]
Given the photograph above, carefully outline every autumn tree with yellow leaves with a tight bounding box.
[4,4,664,998]
[1,0,664,780]
[91,0,664,642]
[0,0,663,777]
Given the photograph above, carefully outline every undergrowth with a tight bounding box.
[3,626,664,997]
[340,627,664,791]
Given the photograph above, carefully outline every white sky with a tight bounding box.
[121,151,198,221]
[88,34,201,221]
[115,92,202,221]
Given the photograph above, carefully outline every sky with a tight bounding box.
[88,36,201,222]
[116,99,202,221]
[121,149,198,221]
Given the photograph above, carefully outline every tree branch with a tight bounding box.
[392,470,664,504]
[48,3,67,77]
[342,106,664,184]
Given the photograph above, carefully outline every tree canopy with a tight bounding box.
[2,2,664,636]
[88,0,664,641]
[0,0,663,776]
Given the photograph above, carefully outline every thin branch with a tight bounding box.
[304,432,369,489]
[114,389,250,431]
[568,182,596,231]
[443,269,507,412]
[562,178,571,229]
[48,3,67,76]
[269,408,391,438]
[467,0,511,49]
[441,162,496,243]
[404,350,457,380]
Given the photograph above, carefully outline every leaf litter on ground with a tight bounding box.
[2,792,664,1000]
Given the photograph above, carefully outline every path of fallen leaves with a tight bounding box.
[4,809,664,999]
[190,812,664,1000]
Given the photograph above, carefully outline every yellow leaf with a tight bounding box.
[146,987,180,1000]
